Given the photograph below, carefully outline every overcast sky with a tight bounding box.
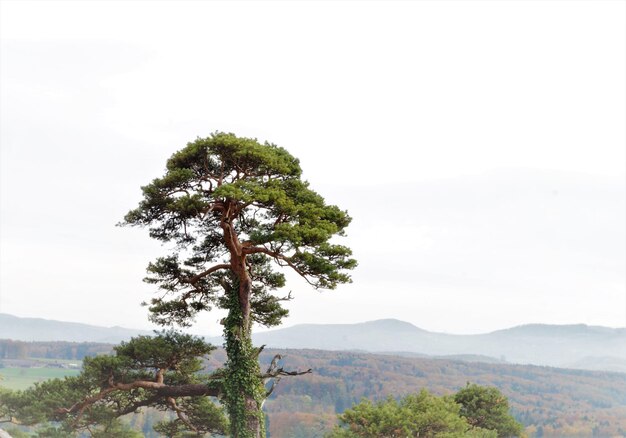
[1,1,624,336]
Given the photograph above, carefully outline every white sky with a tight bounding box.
[0,0,624,336]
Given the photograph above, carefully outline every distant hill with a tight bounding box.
[0,313,151,343]
[243,319,626,372]
[3,314,625,373]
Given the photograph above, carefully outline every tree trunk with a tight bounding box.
[223,279,266,438]
[220,215,266,437]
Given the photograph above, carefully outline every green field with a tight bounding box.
[0,367,80,391]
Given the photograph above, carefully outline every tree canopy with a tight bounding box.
[123,132,356,331]
[454,384,524,438]
[326,386,524,438]
[0,332,228,436]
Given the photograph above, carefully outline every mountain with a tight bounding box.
[2,314,625,372]
[245,319,626,372]
[0,313,151,343]
[250,319,430,352]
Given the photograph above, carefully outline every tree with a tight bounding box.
[0,387,18,426]
[326,389,497,438]
[454,384,524,438]
[122,132,356,437]
[0,332,228,436]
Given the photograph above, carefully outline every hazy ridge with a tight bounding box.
[0,313,151,344]
[2,314,624,373]
[249,319,626,372]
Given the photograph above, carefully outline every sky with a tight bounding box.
[0,0,624,336]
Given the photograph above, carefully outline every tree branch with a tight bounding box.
[183,264,231,285]
[115,395,162,417]
[260,368,312,379]
[167,397,197,433]
[58,382,222,418]
[261,354,312,404]
[200,201,226,219]
[265,377,280,399]
[261,354,311,382]
[242,246,317,287]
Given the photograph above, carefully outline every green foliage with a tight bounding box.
[1,386,12,420]
[326,389,496,438]
[454,384,524,438]
[33,425,73,438]
[114,330,215,377]
[0,332,227,436]
[89,419,144,438]
[152,398,230,438]
[3,427,31,438]
[72,330,215,396]
[1,376,87,425]
[123,132,356,328]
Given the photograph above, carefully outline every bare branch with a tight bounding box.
[261,354,311,405]
[277,291,293,302]
[265,354,283,376]
[255,344,266,359]
[261,354,311,381]
[260,368,312,379]
[265,376,281,399]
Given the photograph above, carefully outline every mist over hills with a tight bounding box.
[2,314,625,373]
[0,313,151,343]
[248,319,626,372]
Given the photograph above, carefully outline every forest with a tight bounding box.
[2,339,626,437]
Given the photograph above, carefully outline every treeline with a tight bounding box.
[0,340,112,361]
[249,349,626,437]
[3,340,626,437]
